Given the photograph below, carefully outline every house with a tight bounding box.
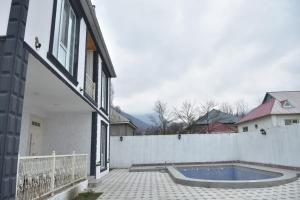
[237,91,300,133]
[110,108,137,136]
[192,109,239,133]
[118,111,151,135]
[0,0,116,199]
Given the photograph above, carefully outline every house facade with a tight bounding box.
[110,107,137,136]
[237,91,300,133]
[192,109,239,133]
[0,0,116,199]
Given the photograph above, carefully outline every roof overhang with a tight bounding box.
[79,0,116,78]
[111,122,137,130]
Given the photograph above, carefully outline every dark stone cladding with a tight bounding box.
[0,0,29,199]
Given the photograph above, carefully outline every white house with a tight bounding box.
[237,91,300,133]
[0,0,116,199]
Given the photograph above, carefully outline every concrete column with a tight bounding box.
[0,0,29,199]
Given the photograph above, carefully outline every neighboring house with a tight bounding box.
[0,0,116,198]
[237,91,300,133]
[110,108,137,136]
[192,109,239,133]
[119,111,151,135]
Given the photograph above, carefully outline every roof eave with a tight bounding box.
[79,0,117,78]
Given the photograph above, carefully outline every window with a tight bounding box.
[100,122,107,171]
[255,124,258,129]
[85,51,96,100]
[101,68,108,111]
[50,0,78,78]
[282,100,293,108]
[285,119,299,126]
[242,126,248,132]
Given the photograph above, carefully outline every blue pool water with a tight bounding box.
[177,165,282,181]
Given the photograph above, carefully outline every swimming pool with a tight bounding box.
[167,163,298,188]
[177,165,281,181]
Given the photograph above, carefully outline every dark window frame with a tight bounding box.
[100,121,108,172]
[90,112,97,176]
[48,0,81,86]
[242,126,248,132]
[100,65,109,114]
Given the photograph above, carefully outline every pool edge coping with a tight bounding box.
[167,163,299,188]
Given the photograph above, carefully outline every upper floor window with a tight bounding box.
[242,126,248,132]
[49,0,79,83]
[101,68,108,111]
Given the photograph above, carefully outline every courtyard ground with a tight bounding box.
[94,169,300,200]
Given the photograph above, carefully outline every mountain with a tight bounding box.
[120,111,151,129]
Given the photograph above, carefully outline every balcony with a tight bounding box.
[85,73,96,101]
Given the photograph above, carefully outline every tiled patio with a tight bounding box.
[95,169,300,200]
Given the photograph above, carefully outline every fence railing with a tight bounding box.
[85,74,96,100]
[16,151,88,200]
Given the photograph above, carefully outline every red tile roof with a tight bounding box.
[238,99,275,123]
[199,122,237,133]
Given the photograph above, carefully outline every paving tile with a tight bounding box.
[94,169,300,200]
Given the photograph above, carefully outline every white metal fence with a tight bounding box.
[110,125,300,168]
[16,151,88,200]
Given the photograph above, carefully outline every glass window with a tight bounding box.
[242,126,248,132]
[101,70,108,110]
[285,119,298,125]
[52,0,77,75]
[285,119,292,125]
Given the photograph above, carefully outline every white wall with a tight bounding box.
[42,112,92,172]
[24,0,109,119]
[111,133,238,168]
[110,125,300,168]
[237,125,300,167]
[237,116,275,133]
[19,97,48,156]
[238,115,300,132]
[25,0,87,95]
[0,0,12,35]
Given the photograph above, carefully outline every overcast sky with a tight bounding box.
[93,0,300,115]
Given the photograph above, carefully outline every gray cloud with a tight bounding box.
[93,0,300,114]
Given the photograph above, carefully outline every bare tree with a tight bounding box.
[234,99,249,117]
[150,100,173,135]
[174,101,199,134]
[220,102,234,115]
[200,100,218,133]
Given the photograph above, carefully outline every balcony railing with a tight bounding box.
[16,151,88,200]
[85,74,96,101]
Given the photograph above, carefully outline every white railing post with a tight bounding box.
[72,151,75,182]
[51,151,56,196]
[85,155,88,178]
[16,153,20,199]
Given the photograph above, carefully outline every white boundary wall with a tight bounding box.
[110,124,300,168]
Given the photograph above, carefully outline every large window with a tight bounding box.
[101,68,108,111]
[100,122,107,171]
[50,0,78,79]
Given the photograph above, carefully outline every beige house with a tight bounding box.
[110,108,137,136]
[237,91,300,133]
